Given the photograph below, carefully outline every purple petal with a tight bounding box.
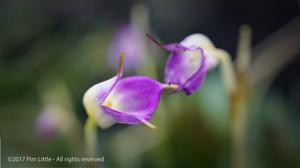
[163,43,188,52]
[108,24,147,71]
[183,55,208,94]
[102,76,164,124]
[36,110,59,139]
[146,34,209,95]
[164,46,208,95]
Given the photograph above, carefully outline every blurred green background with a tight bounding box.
[0,0,299,167]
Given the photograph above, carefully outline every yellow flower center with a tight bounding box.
[105,101,113,107]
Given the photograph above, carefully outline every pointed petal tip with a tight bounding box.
[163,83,180,92]
[138,118,157,129]
[117,52,125,76]
[146,33,163,48]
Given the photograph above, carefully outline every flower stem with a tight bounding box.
[230,25,252,168]
[216,50,247,168]
[84,117,98,157]
[215,50,237,93]
[211,26,251,168]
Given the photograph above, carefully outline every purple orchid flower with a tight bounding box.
[36,109,59,139]
[83,54,178,129]
[147,34,218,95]
[107,24,147,71]
[35,105,73,140]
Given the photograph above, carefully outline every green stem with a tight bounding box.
[230,88,247,168]
[230,25,252,168]
[215,50,237,93]
[84,117,98,157]
[214,45,247,168]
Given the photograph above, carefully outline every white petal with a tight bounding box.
[83,77,117,128]
[180,33,219,70]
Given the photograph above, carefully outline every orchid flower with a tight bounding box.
[147,33,236,95]
[35,105,75,140]
[147,33,223,95]
[36,107,61,139]
[107,24,147,71]
[83,54,178,129]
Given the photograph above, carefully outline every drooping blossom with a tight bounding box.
[147,33,220,95]
[107,24,147,71]
[83,54,178,129]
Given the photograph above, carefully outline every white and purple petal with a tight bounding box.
[180,34,219,69]
[146,33,209,95]
[83,76,120,128]
[164,47,208,95]
[102,76,164,125]
[182,54,208,94]
[83,54,124,128]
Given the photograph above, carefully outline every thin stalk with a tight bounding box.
[213,25,251,168]
[230,25,252,168]
[84,117,98,167]
[215,50,237,93]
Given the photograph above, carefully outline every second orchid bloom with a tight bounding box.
[147,33,221,95]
